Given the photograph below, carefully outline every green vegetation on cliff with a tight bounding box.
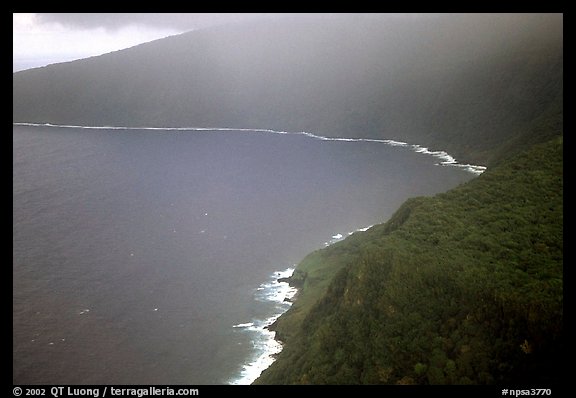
[257,135,563,384]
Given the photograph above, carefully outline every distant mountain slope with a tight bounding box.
[13,13,562,165]
[256,135,563,385]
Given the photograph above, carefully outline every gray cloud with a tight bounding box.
[34,13,287,32]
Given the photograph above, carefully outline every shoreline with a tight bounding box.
[14,122,484,383]
[13,122,486,175]
[232,225,373,385]
[227,268,298,385]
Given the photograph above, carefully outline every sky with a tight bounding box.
[15,13,561,73]
[13,13,434,72]
[13,13,277,72]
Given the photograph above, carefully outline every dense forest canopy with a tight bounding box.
[256,136,563,385]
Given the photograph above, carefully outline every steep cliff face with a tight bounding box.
[13,14,562,165]
[256,75,563,384]
[251,15,563,384]
[256,134,563,385]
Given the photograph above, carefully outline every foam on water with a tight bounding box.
[228,267,297,385]
[232,322,255,329]
[230,226,375,384]
[324,225,374,246]
[13,123,486,175]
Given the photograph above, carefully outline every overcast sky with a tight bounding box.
[15,13,560,73]
[13,13,279,72]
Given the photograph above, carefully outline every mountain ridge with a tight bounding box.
[13,13,562,165]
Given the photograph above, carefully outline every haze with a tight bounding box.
[13,13,284,71]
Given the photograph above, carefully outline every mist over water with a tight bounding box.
[13,125,475,384]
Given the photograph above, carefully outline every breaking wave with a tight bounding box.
[228,268,297,385]
[13,122,486,175]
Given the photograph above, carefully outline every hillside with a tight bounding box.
[12,14,563,385]
[13,14,562,165]
[256,134,563,385]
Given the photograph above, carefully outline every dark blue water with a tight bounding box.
[13,125,475,384]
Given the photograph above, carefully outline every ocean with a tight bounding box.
[13,124,477,384]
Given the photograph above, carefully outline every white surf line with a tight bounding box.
[324,224,376,247]
[13,122,291,134]
[228,267,298,385]
[13,122,486,175]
